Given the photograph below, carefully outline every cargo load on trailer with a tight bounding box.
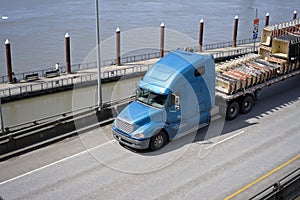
[216,21,300,95]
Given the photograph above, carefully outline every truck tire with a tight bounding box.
[240,95,254,114]
[149,131,167,151]
[226,101,239,120]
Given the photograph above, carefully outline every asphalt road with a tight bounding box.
[0,76,300,200]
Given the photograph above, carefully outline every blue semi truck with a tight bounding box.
[113,50,216,150]
[112,25,300,150]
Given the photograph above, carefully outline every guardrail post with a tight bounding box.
[232,15,239,47]
[160,22,165,58]
[65,33,71,74]
[5,39,13,83]
[198,19,204,52]
[116,27,121,66]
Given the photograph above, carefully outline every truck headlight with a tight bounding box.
[132,133,145,139]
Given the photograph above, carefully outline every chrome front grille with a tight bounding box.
[116,118,134,134]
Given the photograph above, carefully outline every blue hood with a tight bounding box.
[118,101,164,127]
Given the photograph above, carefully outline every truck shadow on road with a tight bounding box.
[128,75,300,156]
[219,75,300,137]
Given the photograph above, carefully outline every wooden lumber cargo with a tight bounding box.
[260,19,300,40]
[256,59,281,74]
[215,55,276,94]
[267,56,288,74]
[256,59,281,78]
[235,66,259,85]
[258,45,272,60]
[247,65,266,83]
[222,71,248,90]
[271,35,300,60]
[216,54,260,72]
[231,69,254,87]
[261,27,272,46]
[243,65,263,84]
[246,62,271,81]
[254,60,278,78]
[216,75,239,94]
[216,19,300,95]
[215,58,283,94]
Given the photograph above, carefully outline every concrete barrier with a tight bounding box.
[0,97,133,161]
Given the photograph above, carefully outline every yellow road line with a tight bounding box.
[224,153,300,200]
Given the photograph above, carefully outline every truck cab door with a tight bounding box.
[166,93,184,136]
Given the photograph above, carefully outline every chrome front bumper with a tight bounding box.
[112,128,150,150]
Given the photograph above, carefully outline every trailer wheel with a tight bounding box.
[226,101,239,120]
[241,95,254,114]
[149,131,167,151]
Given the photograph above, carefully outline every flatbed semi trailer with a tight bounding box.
[112,20,300,150]
[216,61,300,120]
[215,22,300,119]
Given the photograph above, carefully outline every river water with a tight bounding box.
[0,0,299,127]
[2,76,142,127]
[0,0,299,73]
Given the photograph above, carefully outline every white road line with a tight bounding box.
[205,129,246,150]
[0,139,115,186]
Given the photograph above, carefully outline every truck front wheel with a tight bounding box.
[149,131,167,151]
[226,101,239,120]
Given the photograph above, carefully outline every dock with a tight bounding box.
[0,40,259,103]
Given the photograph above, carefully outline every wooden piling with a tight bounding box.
[265,13,270,27]
[5,39,13,83]
[198,19,204,52]
[160,22,165,58]
[232,15,238,48]
[116,27,121,66]
[293,10,297,20]
[65,33,71,73]
[0,98,4,133]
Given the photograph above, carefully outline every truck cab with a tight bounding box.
[112,50,215,150]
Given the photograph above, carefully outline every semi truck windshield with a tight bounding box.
[136,88,167,109]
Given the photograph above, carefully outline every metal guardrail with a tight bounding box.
[0,38,259,83]
[249,168,300,200]
[0,95,135,159]
[1,94,135,135]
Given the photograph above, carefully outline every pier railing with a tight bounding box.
[0,44,259,99]
[203,38,258,50]
[0,64,152,99]
[0,38,259,84]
